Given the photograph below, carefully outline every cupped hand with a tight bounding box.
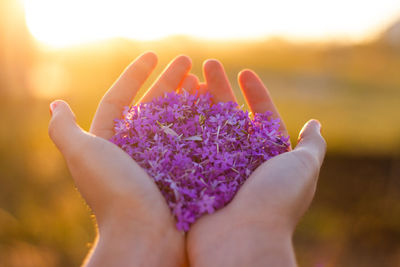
[186,60,326,266]
[48,52,191,267]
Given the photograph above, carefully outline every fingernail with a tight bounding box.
[49,101,58,115]
[313,119,322,133]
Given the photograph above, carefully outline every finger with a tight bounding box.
[48,100,88,158]
[138,55,192,103]
[203,59,237,103]
[198,83,208,95]
[181,74,200,94]
[90,51,158,138]
[294,120,327,166]
[238,69,288,136]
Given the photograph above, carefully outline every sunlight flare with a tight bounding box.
[23,0,400,47]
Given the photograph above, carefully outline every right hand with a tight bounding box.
[185,60,327,267]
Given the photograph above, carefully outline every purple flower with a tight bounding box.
[110,91,290,231]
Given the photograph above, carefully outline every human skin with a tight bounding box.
[48,52,190,267]
[182,59,327,267]
[49,52,326,266]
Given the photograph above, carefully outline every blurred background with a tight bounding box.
[1,0,399,266]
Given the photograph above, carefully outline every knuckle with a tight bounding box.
[64,135,91,164]
[292,148,320,175]
[48,117,58,141]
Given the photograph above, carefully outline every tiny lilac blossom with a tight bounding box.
[110,91,290,231]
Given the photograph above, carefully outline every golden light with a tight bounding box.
[27,61,69,98]
[23,0,400,47]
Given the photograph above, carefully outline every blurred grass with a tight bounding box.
[1,7,400,266]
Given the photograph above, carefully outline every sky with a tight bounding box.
[23,0,400,47]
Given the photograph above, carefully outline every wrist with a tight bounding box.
[86,213,187,267]
[188,215,296,267]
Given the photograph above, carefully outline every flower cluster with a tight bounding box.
[110,91,290,231]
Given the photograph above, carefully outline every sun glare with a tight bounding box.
[23,0,400,47]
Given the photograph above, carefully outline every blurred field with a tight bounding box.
[1,1,400,266]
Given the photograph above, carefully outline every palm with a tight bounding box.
[65,134,172,225]
[213,145,322,231]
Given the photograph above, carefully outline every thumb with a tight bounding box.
[294,119,327,166]
[48,100,87,157]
